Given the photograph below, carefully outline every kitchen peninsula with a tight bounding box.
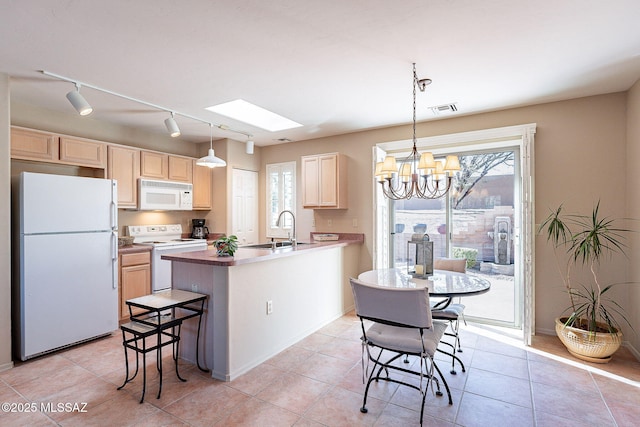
[161,234,363,381]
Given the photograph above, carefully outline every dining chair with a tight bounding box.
[350,278,452,425]
[432,257,467,374]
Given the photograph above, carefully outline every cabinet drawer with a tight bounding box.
[121,251,150,267]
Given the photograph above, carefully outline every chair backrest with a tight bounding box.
[434,257,466,273]
[350,278,433,328]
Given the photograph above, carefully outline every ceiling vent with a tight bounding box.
[429,103,458,116]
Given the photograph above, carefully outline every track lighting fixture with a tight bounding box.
[196,124,227,168]
[41,71,251,148]
[164,112,181,137]
[246,138,254,155]
[65,83,92,116]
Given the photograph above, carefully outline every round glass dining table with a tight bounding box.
[357,268,490,298]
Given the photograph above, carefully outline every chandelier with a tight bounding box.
[375,64,460,200]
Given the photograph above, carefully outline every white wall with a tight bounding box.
[261,92,631,340]
[626,78,640,355]
[0,73,12,371]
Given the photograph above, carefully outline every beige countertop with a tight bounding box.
[161,233,364,267]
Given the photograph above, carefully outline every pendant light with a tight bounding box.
[375,63,460,200]
[196,124,227,168]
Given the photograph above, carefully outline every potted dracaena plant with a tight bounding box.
[538,201,635,363]
[214,235,238,257]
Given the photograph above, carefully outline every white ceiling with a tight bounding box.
[2,0,640,146]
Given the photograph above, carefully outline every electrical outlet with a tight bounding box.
[191,284,198,293]
[266,300,273,315]
[312,218,316,227]
[352,218,358,228]
[327,219,332,227]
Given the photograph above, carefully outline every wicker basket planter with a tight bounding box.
[555,317,622,363]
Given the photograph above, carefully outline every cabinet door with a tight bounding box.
[192,159,212,210]
[59,137,106,168]
[108,146,140,208]
[302,153,347,209]
[168,155,193,182]
[120,262,151,320]
[140,151,169,179]
[11,127,59,162]
[318,154,338,207]
[302,156,319,207]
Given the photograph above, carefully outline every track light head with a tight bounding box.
[66,85,92,116]
[164,113,181,137]
[246,139,254,155]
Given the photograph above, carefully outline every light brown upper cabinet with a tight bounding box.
[140,151,193,183]
[107,145,140,208]
[140,150,169,179]
[301,153,348,209]
[192,160,212,210]
[168,155,193,182]
[59,136,106,168]
[10,127,59,162]
[11,127,106,169]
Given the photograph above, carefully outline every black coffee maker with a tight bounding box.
[191,219,209,239]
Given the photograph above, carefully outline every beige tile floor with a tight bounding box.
[1,312,639,426]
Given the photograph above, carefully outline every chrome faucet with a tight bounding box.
[276,210,296,246]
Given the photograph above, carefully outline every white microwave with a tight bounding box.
[138,178,193,211]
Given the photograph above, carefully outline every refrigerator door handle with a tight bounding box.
[111,231,118,289]
[110,180,118,230]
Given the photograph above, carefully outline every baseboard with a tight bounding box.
[0,361,14,372]
[533,327,555,336]
[623,342,640,361]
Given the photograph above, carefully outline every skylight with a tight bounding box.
[206,99,302,132]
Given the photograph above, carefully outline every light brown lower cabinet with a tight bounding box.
[119,251,151,323]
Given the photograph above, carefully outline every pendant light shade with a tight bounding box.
[197,148,226,168]
[66,85,92,116]
[246,139,254,154]
[196,124,227,168]
[164,113,181,137]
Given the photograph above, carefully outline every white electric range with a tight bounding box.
[126,224,208,292]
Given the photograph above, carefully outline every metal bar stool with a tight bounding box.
[117,317,184,403]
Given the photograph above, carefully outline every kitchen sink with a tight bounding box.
[242,241,311,249]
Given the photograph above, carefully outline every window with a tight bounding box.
[266,161,296,238]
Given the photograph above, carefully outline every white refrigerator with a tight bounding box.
[17,172,119,360]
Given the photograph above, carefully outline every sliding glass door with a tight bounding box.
[391,147,521,328]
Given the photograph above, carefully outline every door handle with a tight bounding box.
[111,231,118,289]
